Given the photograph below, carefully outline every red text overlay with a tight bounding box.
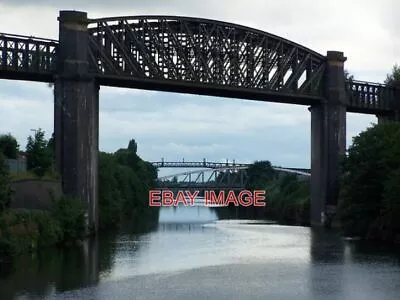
[149,190,266,207]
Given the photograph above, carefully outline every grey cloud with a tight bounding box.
[0,81,52,101]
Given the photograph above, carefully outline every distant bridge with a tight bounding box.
[152,160,310,191]
[151,160,311,174]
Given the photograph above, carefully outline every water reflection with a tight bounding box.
[0,233,115,299]
[1,203,400,299]
[159,203,218,224]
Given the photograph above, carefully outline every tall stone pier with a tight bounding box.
[309,51,347,227]
[54,11,99,233]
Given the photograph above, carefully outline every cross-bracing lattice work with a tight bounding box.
[0,33,57,82]
[157,166,249,190]
[87,16,326,104]
[156,165,311,191]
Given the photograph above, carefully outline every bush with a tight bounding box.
[33,211,63,248]
[0,195,87,256]
[0,153,12,214]
[0,133,19,159]
[0,209,40,255]
[51,196,86,241]
[263,175,310,224]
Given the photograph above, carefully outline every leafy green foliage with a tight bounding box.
[240,160,309,224]
[0,153,13,214]
[264,175,310,224]
[98,142,158,229]
[0,134,157,255]
[0,209,40,255]
[51,196,86,241]
[0,196,85,256]
[338,123,400,241]
[32,210,63,248]
[246,160,276,190]
[385,64,400,87]
[25,129,52,177]
[0,133,19,159]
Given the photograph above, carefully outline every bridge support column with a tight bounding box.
[309,51,347,227]
[54,11,99,234]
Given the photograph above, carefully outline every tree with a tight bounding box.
[47,132,54,153]
[384,64,400,87]
[246,160,276,190]
[0,153,13,213]
[128,139,137,153]
[26,128,52,177]
[0,133,19,159]
[338,123,400,238]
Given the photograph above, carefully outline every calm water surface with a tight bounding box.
[1,204,400,299]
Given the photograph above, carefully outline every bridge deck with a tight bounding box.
[0,33,57,82]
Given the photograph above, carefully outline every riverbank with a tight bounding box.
[0,196,86,258]
[0,137,159,258]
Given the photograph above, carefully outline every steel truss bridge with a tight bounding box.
[0,17,399,114]
[1,10,399,229]
[152,161,310,190]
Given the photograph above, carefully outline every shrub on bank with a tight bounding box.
[51,196,86,242]
[0,153,12,214]
[0,196,86,256]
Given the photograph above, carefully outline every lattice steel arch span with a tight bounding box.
[86,15,326,104]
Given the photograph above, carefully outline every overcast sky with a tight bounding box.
[0,0,397,174]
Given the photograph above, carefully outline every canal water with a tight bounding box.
[1,204,400,299]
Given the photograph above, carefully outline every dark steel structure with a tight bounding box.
[151,160,311,174]
[152,160,250,169]
[155,164,310,191]
[1,10,399,231]
[158,166,249,191]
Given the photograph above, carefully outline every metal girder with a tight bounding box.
[86,16,326,103]
[157,168,249,190]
